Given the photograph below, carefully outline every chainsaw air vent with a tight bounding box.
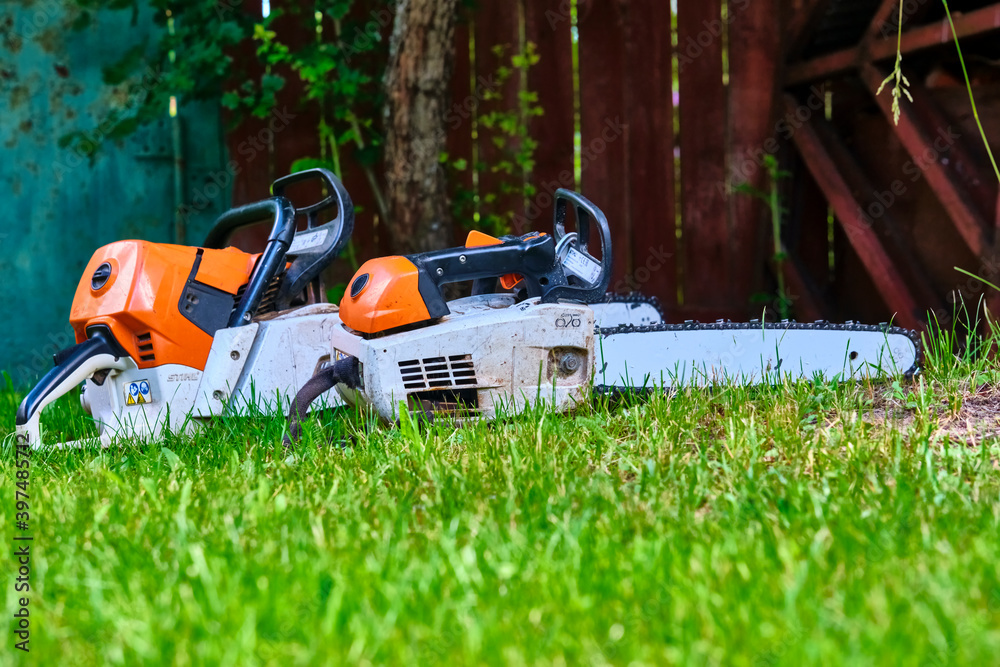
[398,354,477,390]
[136,332,156,363]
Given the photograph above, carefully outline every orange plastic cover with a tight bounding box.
[339,256,431,334]
[70,241,259,371]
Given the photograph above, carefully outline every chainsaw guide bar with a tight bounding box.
[595,319,922,393]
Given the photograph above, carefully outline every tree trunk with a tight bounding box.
[384,0,461,255]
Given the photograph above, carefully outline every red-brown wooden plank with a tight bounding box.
[224,2,268,209]
[269,0,322,204]
[785,95,922,328]
[996,190,1000,229]
[578,0,631,283]
[900,67,997,230]
[447,19,476,241]
[333,3,395,262]
[474,1,524,235]
[786,0,836,60]
[864,0,904,43]
[860,63,992,258]
[728,0,781,314]
[615,0,677,304]
[782,256,830,322]
[786,48,858,86]
[523,0,576,236]
[677,0,729,309]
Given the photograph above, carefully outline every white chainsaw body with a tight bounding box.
[24,300,639,447]
[29,305,346,448]
[331,295,595,422]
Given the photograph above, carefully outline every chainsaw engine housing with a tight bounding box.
[331,295,595,422]
[71,240,260,371]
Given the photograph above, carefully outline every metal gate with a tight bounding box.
[0,1,230,384]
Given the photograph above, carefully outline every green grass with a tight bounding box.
[3,328,1000,666]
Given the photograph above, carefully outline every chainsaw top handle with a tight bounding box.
[270,168,356,309]
[204,168,355,310]
[545,188,612,303]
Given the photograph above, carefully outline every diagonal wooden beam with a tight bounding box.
[860,63,993,258]
[787,2,1000,85]
[783,95,922,328]
[869,3,1000,60]
[786,0,836,60]
[786,48,858,86]
[865,0,904,43]
[809,110,943,316]
[900,67,999,219]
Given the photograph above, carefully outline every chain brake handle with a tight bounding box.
[542,188,613,303]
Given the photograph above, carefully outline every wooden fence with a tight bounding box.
[225,0,787,321]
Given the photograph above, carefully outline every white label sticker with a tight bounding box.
[289,228,329,254]
[563,247,603,286]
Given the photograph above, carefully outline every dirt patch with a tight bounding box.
[865,384,1000,445]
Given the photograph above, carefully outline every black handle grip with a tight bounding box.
[405,190,614,316]
[204,168,357,311]
[405,234,570,319]
[225,197,297,327]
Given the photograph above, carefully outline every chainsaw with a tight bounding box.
[14,168,361,449]
[285,189,922,439]
[14,172,663,449]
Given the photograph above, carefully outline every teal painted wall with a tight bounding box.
[0,1,230,385]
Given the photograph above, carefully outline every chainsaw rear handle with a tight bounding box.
[410,234,571,315]
[430,188,613,303]
[221,197,298,327]
[470,189,612,302]
[204,168,356,310]
[271,167,350,220]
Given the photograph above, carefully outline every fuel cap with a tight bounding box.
[350,273,370,298]
[91,262,113,291]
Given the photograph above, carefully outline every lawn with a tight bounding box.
[2,327,1000,666]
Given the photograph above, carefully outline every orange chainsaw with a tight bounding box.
[15,168,355,449]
